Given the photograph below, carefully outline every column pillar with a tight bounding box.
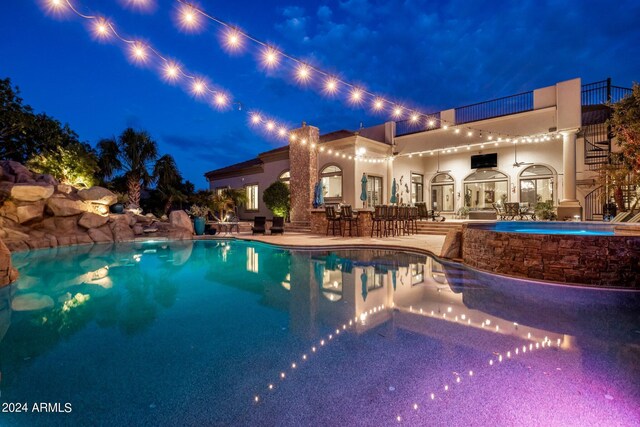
[386,158,394,204]
[289,124,319,223]
[557,129,582,220]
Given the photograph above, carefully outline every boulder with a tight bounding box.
[10,183,55,202]
[133,224,144,235]
[42,216,80,234]
[16,201,46,224]
[78,212,109,229]
[56,184,76,195]
[169,210,194,234]
[110,216,135,242]
[11,293,54,311]
[46,197,90,216]
[35,174,58,186]
[0,239,19,287]
[0,200,19,223]
[0,160,34,183]
[77,186,117,206]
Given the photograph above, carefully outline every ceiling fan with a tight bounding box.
[512,143,533,168]
[436,151,451,173]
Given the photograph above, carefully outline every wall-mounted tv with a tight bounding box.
[471,153,497,169]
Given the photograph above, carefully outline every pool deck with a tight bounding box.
[194,232,447,256]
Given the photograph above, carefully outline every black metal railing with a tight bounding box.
[454,91,533,125]
[583,122,611,170]
[584,186,605,221]
[395,112,441,137]
[582,78,633,106]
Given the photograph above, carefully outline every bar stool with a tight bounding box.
[385,205,398,236]
[371,205,386,237]
[325,206,341,235]
[341,205,360,236]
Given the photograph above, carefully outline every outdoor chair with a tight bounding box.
[610,212,631,222]
[426,209,445,222]
[325,206,341,236]
[251,216,266,234]
[371,205,386,237]
[492,203,506,220]
[416,202,429,221]
[519,202,536,220]
[270,216,285,235]
[627,212,640,223]
[504,202,520,220]
[340,205,360,236]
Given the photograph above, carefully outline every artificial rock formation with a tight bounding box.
[0,162,195,287]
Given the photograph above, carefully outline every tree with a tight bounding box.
[27,141,99,188]
[604,83,640,211]
[1,77,84,163]
[263,181,290,217]
[97,128,159,208]
[152,154,184,215]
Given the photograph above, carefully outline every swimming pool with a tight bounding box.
[493,221,614,236]
[2,240,639,425]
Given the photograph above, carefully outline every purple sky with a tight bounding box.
[1,0,638,187]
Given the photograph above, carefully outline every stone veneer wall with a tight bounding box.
[289,125,319,223]
[462,224,640,288]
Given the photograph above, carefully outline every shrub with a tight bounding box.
[263,181,290,217]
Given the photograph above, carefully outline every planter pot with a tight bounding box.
[194,216,206,236]
[110,203,125,214]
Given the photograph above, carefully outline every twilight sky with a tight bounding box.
[1,0,638,187]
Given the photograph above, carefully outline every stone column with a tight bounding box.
[557,129,582,220]
[386,158,394,204]
[289,124,319,223]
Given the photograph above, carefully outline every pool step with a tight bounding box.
[285,221,311,233]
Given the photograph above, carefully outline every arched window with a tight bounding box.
[279,170,290,186]
[519,165,555,206]
[320,165,343,200]
[430,173,455,211]
[463,170,508,209]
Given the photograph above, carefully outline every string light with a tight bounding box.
[177,3,202,32]
[169,0,539,140]
[262,46,279,68]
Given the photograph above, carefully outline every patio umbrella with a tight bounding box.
[361,271,368,301]
[390,178,397,204]
[312,181,321,208]
[317,181,324,206]
[392,270,397,291]
[360,173,368,208]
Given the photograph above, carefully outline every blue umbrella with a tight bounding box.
[360,173,368,208]
[361,271,368,301]
[312,181,320,208]
[392,270,397,291]
[390,178,397,204]
[317,181,324,206]
[313,261,325,286]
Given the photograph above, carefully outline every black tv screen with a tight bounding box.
[471,153,497,169]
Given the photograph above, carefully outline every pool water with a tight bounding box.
[506,228,614,236]
[1,240,638,426]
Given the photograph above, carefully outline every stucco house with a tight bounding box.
[204,77,634,224]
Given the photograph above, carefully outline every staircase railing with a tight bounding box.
[584,186,605,221]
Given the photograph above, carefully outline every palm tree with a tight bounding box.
[153,154,183,215]
[97,128,158,208]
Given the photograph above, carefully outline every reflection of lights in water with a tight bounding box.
[281,273,291,290]
[255,305,387,405]
[133,254,142,262]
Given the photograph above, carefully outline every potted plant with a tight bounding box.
[535,201,557,221]
[110,192,128,214]
[188,205,210,235]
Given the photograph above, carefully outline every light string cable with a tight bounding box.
[172,0,550,142]
[43,0,388,162]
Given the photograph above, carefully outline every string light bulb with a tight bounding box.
[324,78,338,95]
[251,113,261,124]
[373,98,384,111]
[393,106,403,118]
[130,42,148,63]
[191,79,206,96]
[163,61,180,82]
[224,28,243,51]
[178,4,202,32]
[214,93,227,107]
[295,64,311,83]
[262,47,279,68]
[93,19,110,40]
[350,88,363,104]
